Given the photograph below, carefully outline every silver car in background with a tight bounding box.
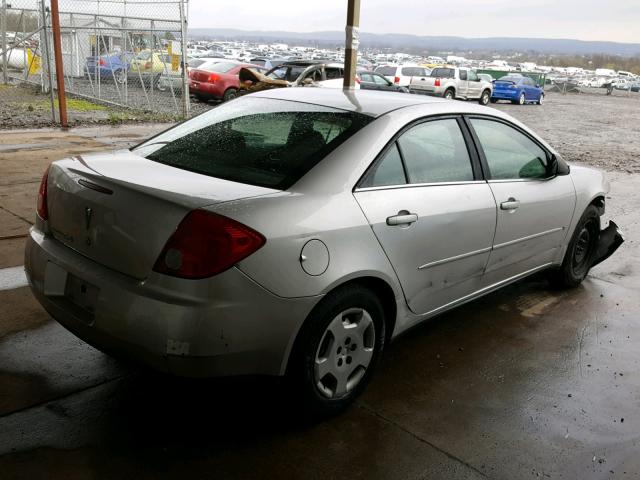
[25,89,622,415]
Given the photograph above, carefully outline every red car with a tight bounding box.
[189,61,266,102]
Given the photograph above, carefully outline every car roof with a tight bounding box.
[248,88,496,118]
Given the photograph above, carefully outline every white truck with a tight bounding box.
[409,67,493,105]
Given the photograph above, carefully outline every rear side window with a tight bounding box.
[430,68,454,78]
[134,97,373,190]
[401,67,427,77]
[470,119,549,179]
[398,119,474,183]
[459,70,468,80]
[375,66,396,76]
[360,143,406,188]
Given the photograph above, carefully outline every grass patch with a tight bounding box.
[13,96,107,112]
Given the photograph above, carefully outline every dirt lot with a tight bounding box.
[493,90,640,173]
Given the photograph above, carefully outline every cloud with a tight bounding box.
[187,0,640,43]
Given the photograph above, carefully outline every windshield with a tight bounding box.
[133,97,374,190]
[267,65,307,81]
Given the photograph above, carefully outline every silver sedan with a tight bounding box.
[25,89,622,415]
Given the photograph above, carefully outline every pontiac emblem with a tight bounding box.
[85,207,93,230]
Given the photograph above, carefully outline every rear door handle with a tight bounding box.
[386,212,418,226]
[500,198,520,210]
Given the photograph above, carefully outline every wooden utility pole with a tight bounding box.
[50,0,68,127]
[343,0,360,89]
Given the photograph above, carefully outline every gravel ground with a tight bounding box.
[492,89,640,173]
[2,81,639,172]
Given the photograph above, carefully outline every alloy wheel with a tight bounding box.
[314,308,376,399]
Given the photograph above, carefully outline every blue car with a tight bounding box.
[490,74,544,105]
[85,52,135,84]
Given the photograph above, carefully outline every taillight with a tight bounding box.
[394,76,400,84]
[153,210,266,279]
[435,78,441,87]
[37,166,50,220]
[207,73,219,82]
[98,59,106,66]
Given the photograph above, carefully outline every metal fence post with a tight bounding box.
[179,0,188,117]
[50,0,68,127]
[2,0,8,84]
[39,0,56,122]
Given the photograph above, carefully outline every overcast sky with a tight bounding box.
[187,0,640,43]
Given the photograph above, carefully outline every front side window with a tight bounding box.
[470,118,549,180]
[373,74,390,85]
[398,119,474,184]
[133,97,373,190]
[468,70,479,82]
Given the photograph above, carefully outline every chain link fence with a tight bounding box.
[1,0,189,124]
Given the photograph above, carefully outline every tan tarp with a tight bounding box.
[238,67,291,93]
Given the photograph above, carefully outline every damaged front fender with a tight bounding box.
[591,221,624,268]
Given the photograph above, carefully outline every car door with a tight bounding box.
[457,69,469,98]
[466,70,482,99]
[354,117,497,316]
[467,116,576,284]
[359,73,376,90]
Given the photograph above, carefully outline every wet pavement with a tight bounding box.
[1,110,639,479]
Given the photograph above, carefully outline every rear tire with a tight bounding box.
[286,285,386,418]
[548,205,600,288]
[444,88,455,100]
[518,92,526,105]
[223,88,238,102]
[479,89,491,105]
[490,98,498,103]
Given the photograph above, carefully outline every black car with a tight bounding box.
[357,70,409,93]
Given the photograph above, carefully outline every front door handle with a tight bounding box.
[500,198,520,210]
[387,211,418,226]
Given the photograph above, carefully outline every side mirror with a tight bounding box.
[536,84,540,88]
[548,153,559,177]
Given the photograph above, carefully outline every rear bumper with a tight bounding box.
[25,228,318,377]
[491,90,519,100]
[189,81,223,98]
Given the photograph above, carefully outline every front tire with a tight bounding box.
[286,285,386,417]
[548,205,600,288]
[537,93,544,105]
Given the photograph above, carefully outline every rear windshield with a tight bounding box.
[498,76,522,83]
[375,66,396,76]
[204,61,239,73]
[430,68,455,78]
[188,59,206,69]
[133,97,374,190]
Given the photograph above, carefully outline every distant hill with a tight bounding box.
[189,28,640,57]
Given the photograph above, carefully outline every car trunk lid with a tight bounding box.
[46,149,277,279]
